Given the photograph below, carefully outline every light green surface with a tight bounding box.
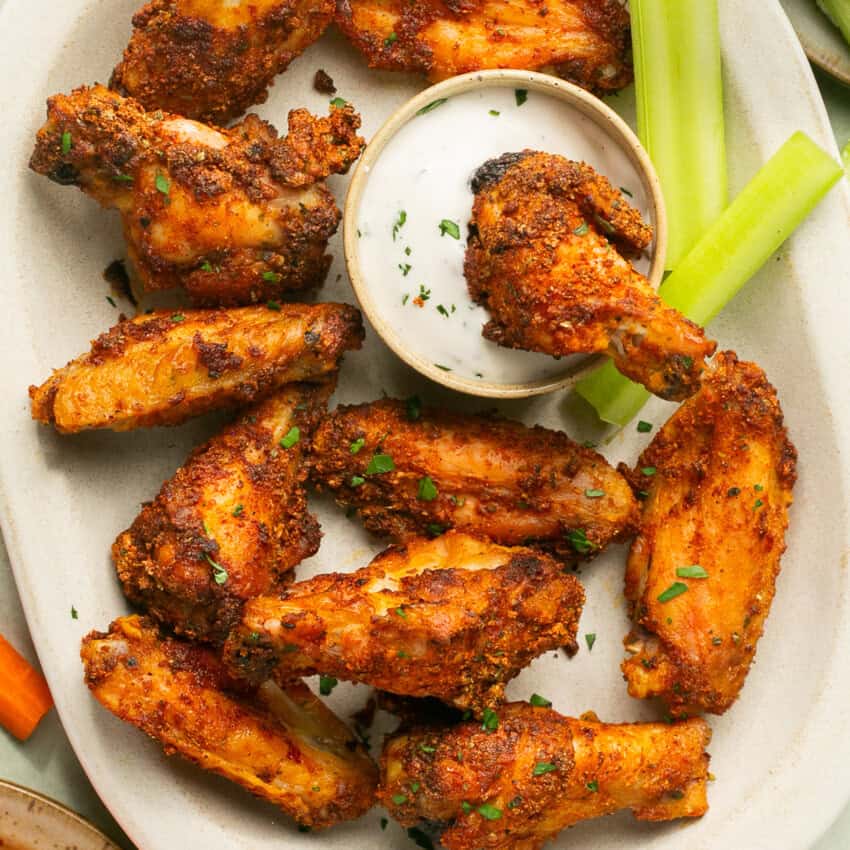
[1,62,849,850]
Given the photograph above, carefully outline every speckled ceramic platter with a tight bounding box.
[782,0,850,86]
[1,2,850,850]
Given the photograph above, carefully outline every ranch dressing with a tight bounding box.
[355,86,653,385]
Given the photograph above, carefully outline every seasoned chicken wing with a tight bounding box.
[81,615,377,827]
[622,351,797,715]
[310,398,638,558]
[466,152,716,400]
[380,702,711,850]
[29,85,364,304]
[112,0,335,124]
[29,303,363,433]
[336,0,632,94]
[115,382,332,643]
[226,532,585,713]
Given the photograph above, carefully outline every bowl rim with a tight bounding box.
[343,69,668,399]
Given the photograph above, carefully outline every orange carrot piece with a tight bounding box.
[0,633,53,740]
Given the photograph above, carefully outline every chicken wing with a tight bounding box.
[225,532,585,713]
[29,85,364,304]
[622,351,797,715]
[112,0,335,124]
[380,702,710,850]
[465,152,716,401]
[81,615,377,827]
[29,303,363,433]
[335,0,632,94]
[310,398,638,558]
[115,382,332,643]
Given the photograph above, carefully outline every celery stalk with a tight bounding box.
[576,132,843,426]
[817,0,850,46]
[631,0,727,267]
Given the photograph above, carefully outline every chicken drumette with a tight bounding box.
[380,702,711,850]
[29,85,364,305]
[81,615,377,828]
[226,532,585,713]
[112,0,335,124]
[622,351,797,715]
[336,0,633,95]
[29,303,363,433]
[466,151,716,400]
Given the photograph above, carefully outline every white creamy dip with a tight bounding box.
[354,85,654,386]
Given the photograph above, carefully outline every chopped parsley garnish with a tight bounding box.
[754,498,764,509]
[61,131,72,155]
[477,803,502,820]
[266,300,281,311]
[407,827,434,850]
[418,284,431,302]
[105,295,117,307]
[754,483,764,492]
[399,263,412,276]
[533,762,557,776]
[529,693,551,708]
[232,504,244,517]
[515,89,528,106]
[406,395,422,421]
[395,606,406,618]
[205,554,228,585]
[566,528,593,554]
[200,261,214,272]
[419,744,436,753]
[426,523,445,536]
[330,97,348,108]
[262,270,282,283]
[112,173,134,183]
[489,109,500,116]
[397,649,408,658]
[417,476,438,501]
[434,364,452,372]
[637,420,653,433]
[391,793,408,806]
[402,293,410,305]
[573,222,589,236]
[439,219,461,239]
[676,565,708,579]
[350,437,365,454]
[657,582,688,603]
[350,475,366,487]
[366,453,395,475]
[155,173,170,196]
[280,427,300,449]
[380,817,388,830]
[641,466,657,476]
[416,98,448,115]
[584,488,605,499]
[682,355,694,370]
[405,246,412,255]
[384,32,398,46]
[410,782,420,793]
[585,633,596,651]
[319,675,338,695]
[71,606,78,619]
[481,708,499,733]
[436,304,450,318]
[461,801,473,813]
[507,796,523,810]
[586,780,599,792]
[620,186,633,197]
[171,313,185,322]
[393,210,407,241]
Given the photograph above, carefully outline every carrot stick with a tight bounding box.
[0,633,53,740]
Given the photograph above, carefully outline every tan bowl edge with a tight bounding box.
[343,69,668,400]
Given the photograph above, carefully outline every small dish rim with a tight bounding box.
[343,69,668,399]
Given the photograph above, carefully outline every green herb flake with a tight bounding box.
[380,817,388,830]
[489,109,500,116]
[384,32,398,46]
[350,437,366,454]
[727,486,741,497]
[417,476,438,501]
[171,313,185,322]
[418,283,431,302]
[395,606,407,619]
[477,803,502,821]
[262,270,282,283]
[71,606,78,619]
[532,762,557,776]
[481,708,499,733]
[566,528,593,554]
[584,488,605,499]
[113,173,134,183]
[461,801,473,813]
[205,554,228,585]
[754,483,764,492]
[515,89,528,106]
[529,693,551,708]
[417,98,448,115]
[434,363,452,372]
[641,466,657,476]
[410,782,420,793]
[426,523,445,537]
[200,261,214,272]
[754,498,764,509]
[61,131,72,155]
[267,300,281,312]
[586,780,599,793]
[105,295,117,307]
[319,675,338,696]
[637,420,653,433]
[155,172,170,196]
[399,263,412,276]
[406,395,422,421]
[391,793,408,806]
[573,222,589,236]
[330,97,348,108]
[657,582,688,603]
[393,210,408,241]
[585,633,597,651]
[280,427,300,449]
[676,565,709,579]
[232,504,244,517]
[419,744,436,753]
[397,650,408,658]
[436,304,450,318]
[439,219,461,239]
[350,475,366,487]
[366,453,395,475]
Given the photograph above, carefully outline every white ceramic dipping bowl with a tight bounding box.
[344,69,667,399]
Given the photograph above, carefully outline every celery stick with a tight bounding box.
[817,0,850,46]
[631,0,726,267]
[576,132,843,426]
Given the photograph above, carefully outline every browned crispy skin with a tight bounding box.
[81,615,377,827]
[226,533,585,713]
[310,398,638,558]
[465,152,716,401]
[336,0,632,94]
[380,702,711,850]
[29,303,363,433]
[114,383,332,643]
[621,351,797,715]
[112,0,335,124]
[29,85,364,304]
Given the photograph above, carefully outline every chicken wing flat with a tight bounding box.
[29,303,362,433]
[115,382,332,643]
[380,702,711,850]
[112,0,334,124]
[335,0,632,94]
[81,615,377,827]
[310,398,638,558]
[622,351,797,715]
[226,532,585,713]
[29,85,364,304]
[466,152,716,401]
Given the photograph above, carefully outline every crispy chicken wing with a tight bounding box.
[310,398,638,558]
[81,615,377,827]
[621,351,797,715]
[226,532,585,713]
[29,303,363,433]
[115,382,332,643]
[335,0,632,94]
[380,702,711,850]
[29,85,364,304]
[112,0,335,124]
[465,152,716,401]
